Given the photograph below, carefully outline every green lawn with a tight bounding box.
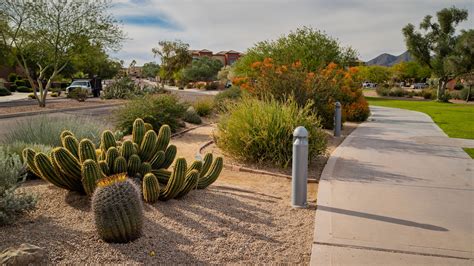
[463,148,474,159]
[366,97,474,140]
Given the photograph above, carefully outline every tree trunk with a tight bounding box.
[437,78,447,102]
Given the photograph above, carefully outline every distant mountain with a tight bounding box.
[366,51,412,66]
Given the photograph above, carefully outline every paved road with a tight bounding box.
[311,106,473,265]
[0,106,118,141]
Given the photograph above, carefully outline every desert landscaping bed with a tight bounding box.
[0,99,125,115]
[0,125,319,264]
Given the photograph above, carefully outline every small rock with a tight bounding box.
[0,243,46,266]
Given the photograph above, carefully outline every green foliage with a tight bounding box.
[193,99,214,116]
[217,65,233,82]
[217,97,327,167]
[183,109,202,125]
[4,115,105,147]
[214,86,242,111]
[233,26,357,77]
[152,40,192,85]
[3,141,52,163]
[16,86,32,93]
[356,65,391,84]
[7,73,18,83]
[182,57,223,82]
[367,97,474,139]
[141,62,161,78]
[68,88,88,102]
[92,175,143,243]
[463,148,474,159]
[116,94,186,134]
[0,147,36,225]
[460,87,473,101]
[0,87,12,96]
[391,61,431,82]
[101,77,140,99]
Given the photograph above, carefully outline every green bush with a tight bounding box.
[0,147,37,225]
[0,87,12,96]
[7,73,18,83]
[193,99,214,117]
[9,84,17,92]
[204,82,219,91]
[17,86,32,93]
[68,88,88,102]
[101,77,140,99]
[14,79,26,87]
[51,92,59,97]
[116,94,186,134]
[4,141,52,163]
[214,86,242,111]
[28,93,36,99]
[422,89,435,100]
[460,87,473,101]
[4,115,106,147]
[183,109,202,124]
[388,88,406,97]
[375,86,390,96]
[216,97,327,167]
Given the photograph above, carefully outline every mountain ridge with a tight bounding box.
[366,51,412,66]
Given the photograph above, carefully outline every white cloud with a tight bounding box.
[109,0,474,65]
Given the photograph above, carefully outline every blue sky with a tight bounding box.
[110,0,474,66]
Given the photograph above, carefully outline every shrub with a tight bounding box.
[183,109,202,124]
[214,86,243,111]
[216,97,327,167]
[9,84,17,92]
[17,86,32,93]
[454,83,464,90]
[4,141,52,163]
[375,86,390,96]
[4,115,106,147]
[0,147,36,225]
[422,89,434,100]
[116,94,187,134]
[460,87,473,101]
[344,96,370,122]
[193,99,214,117]
[388,87,406,97]
[28,93,36,99]
[196,82,206,89]
[238,60,369,128]
[14,79,26,87]
[0,87,12,96]
[204,82,219,91]
[7,73,18,83]
[68,88,88,102]
[101,77,141,99]
[51,92,59,97]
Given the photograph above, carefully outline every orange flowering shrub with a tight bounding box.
[235,59,369,128]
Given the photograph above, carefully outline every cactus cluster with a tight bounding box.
[23,118,224,200]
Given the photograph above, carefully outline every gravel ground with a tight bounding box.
[0,125,318,264]
[0,99,124,115]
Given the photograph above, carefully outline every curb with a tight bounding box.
[198,139,318,183]
[171,123,211,138]
[0,103,125,119]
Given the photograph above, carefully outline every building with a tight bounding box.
[190,49,244,66]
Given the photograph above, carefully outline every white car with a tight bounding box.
[362,82,377,88]
[66,80,92,95]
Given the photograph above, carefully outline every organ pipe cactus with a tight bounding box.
[142,173,160,203]
[92,174,143,243]
[79,139,97,163]
[62,135,79,158]
[175,169,199,199]
[197,157,224,189]
[132,118,145,146]
[81,159,102,196]
[159,157,186,201]
[140,130,157,162]
[100,130,116,151]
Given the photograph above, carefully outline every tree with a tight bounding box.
[217,65,233,82]
[402,7,468,101]
[446,30,474,101]
[356,65,391,84]
[152,40,192,87]
[0,0,123,107]
[182,57,223,82]
[391,61,431,83]
[233,26,357,76]
[142,62,161,78]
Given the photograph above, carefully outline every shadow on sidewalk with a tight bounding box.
[317,205,448,231]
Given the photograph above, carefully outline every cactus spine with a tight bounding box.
[81,159,102,196]
[62,135,79,158]
[113,156,127,174]
[140,130,157,162]
[79,139,97,163]
[159,158,186,201]
[92,174,143,243]
[120,140,134,160]
[142,173,160,203]
[132,118,145,146]
[197,157,224,189]
[175,169,199,199]
[100,130,116,151]
[160,145,177,169]
[156,125,171,151]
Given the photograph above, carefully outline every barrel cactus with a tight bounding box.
[92,174,143,243]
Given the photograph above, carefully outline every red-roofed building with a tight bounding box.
[191,49,243,66]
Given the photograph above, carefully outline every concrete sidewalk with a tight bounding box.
[311,106,473,265]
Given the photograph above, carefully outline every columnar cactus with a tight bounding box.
[161,145,177,169]
[51,147,82,184]
[98,160,110,176]
[106,147,119,170]
[142,173,160,203]
[132,118,145,146]
[175,169,199,199]
[140,130,157,162]
[144,123,153,132]
[156,125,171,152]
[62,135,79,158]
[159,157,186,201]
[113,156,127,174]
[197,157,224,189]
[150,151,165,169]
[92,174,143,243]
[81,159,102,196]
[100,130,116,151]
[79,139,97,163]
[120,140,134,160]
[139,162,152,177]
[34,152,68,189]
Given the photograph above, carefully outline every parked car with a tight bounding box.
[66,79,92,95]
[412,83,428,89]
[225,80,232,88]
[362,82,377,88]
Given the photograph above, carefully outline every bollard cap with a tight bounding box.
[335,101,341,107]
[293,126,308,138]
